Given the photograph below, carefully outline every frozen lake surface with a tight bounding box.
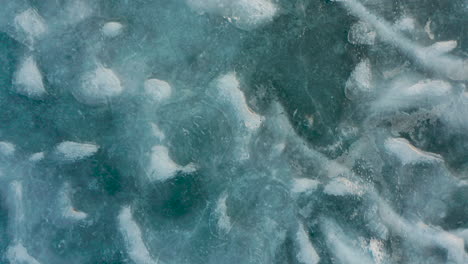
[0,0,467,263]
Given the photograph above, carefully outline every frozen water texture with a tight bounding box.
[0,0,466,263]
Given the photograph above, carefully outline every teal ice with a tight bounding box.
[0,0,467,263]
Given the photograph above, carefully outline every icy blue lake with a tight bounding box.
[0,0,467,263]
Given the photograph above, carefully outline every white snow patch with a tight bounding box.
[144,79,172,103]
[296,222,320,264]
[339,0,468,81]
[118,206,157,264]
[8,181,25,241]
[102,22,123,37]
[54,141,99,162]
[345,58,373,100]
[215,192,232,234]
[368,239,385,264]
[74,65,123,105]
[403,79,452,97]
[10,181,24,228]
[62,204,87,221]
[271,142,286,156]
[394,17,416,33]
[292,178,319,194]
[324,160,349,178]
[426,40,457,55]
[29,152,45,162]
[187,0,277,30]
[14,8,47,46]
[150,123,166,142]
[384,137,443,165]
[6,243,41,264]
[215,73,263,130]
[64,0,92,25]
[147,145,196,181]
[453,229,468,244]
[13,56,46,99]
[324,177,363,196]
[59,183,87,221]
[0,142,16,156]
[321,218,374,264]
[375,79,452,110]
[377,198,468,264]
[348,21,376,45]
[425,19,435,40]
